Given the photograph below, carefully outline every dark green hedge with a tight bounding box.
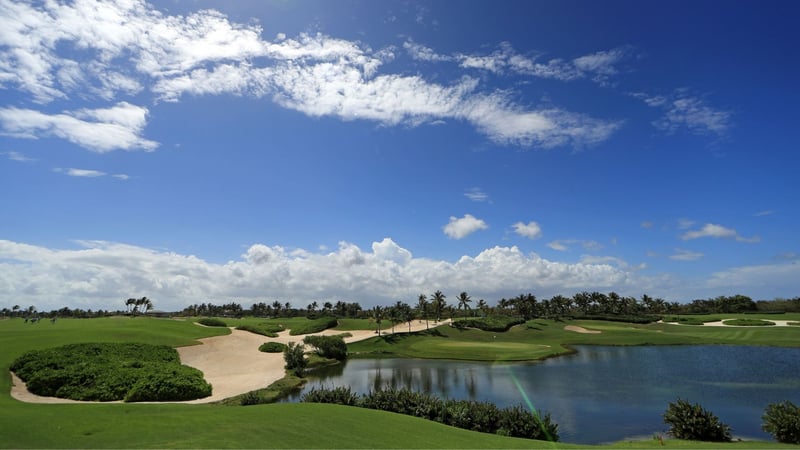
[258,342,287,353]
[197,317,227,327]
[452,316,525,332]
[288,317,338,335]
[11,343,211,402]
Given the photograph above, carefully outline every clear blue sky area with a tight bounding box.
[1,0,798,311]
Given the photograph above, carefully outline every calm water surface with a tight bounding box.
[285,345,800,444]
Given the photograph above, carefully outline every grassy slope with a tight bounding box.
[2,315,799,448]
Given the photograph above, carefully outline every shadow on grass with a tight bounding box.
[379,328,446,343]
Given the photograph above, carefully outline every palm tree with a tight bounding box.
[142,298,153,315]
[416,294,429,330]
[431,290,446,322]
[456,292,472,319]
[371,306,384,335]
[272,300,282,317]
[12,305,19,318]
[477,299,487,317]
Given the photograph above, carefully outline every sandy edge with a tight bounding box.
[10,319,450,405]
[564,325,601,334]
[662,319,797,327]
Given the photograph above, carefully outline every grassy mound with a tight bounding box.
[11,342,211,402]
[259,342,287,353]
[453,315,525,331]
[288,317,338,335]
[197,317,227,327]
[237,323,284,337]
[723,318,775,326]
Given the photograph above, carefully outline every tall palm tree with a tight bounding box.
[431,290,446,322]
[456,292,472,319]
[371,306,384,335]
[476,299,487,317]
[417,294,429,330]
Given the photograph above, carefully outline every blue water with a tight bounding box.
[284,345,800,444]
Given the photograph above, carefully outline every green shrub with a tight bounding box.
[573,314,661,324]
[301,386,359,406]
[497,405,559,441]
[453,316,525,332]
[240,391,263,406]
[11,342,210,402]
[723,319,775,326]
[237,324,279,337]
[124,366,211,402]
[663,398,732,442]
[302,335,348,360]
[288,317,338,335]
[197,317,227,327]
[762,401,800,444]
[283,342,307,376]
[259,342,287,353]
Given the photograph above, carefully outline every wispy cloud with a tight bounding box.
[0,103,158,153]
[640,221,654,229]
[0,1,620,151]
[54,168,130,180]
[512,221,542,239]
[754,210,775,217]
[632,90,732,136]
[547,239,602,252]
[681,223,759,243]
[464,187,490,202]
[2,151,36,162]
[443,214,488,239]
[670,248,703,261]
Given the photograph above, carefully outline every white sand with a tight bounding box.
[10,319,449,404]
[564,325,601,334]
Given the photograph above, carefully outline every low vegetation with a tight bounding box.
[302,386,559,442]
[723,318,775,326]
[258,342,287,353]
[302,335,347,360]
[288,317,339,335]
[663,398,732,442]
[11,342,211,402]
[452,315,525,331]
[283,342,308,376]
[196,317,227,327]
[236,323,284,337]
[762,401,800,444]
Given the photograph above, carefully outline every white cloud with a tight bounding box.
[512,221,542,239]
[0,238,644,312]
[635,91,732,136]
[2,151,35,162]
[403,40,452,62]
[54,168,105,178]
[547,239,602,252]
[464,187,489,202]
[681,223,759,243]
[443,214,488,239]
[640,221,654,229]
[0,102,158,152]
[548,241,568,251]
[670,248,704,261]
[754,210,775,217]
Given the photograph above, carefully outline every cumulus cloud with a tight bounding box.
[0,238,647,312]
[443,214,488,239]
[512,221,542,239]
[0,0,620,151]
[681,223,759,243]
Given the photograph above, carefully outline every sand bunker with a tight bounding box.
[564,325,601,334]
[11,319,449,404]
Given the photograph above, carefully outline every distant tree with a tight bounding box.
[431,290,446,322]
[12,304,20,318]
[371,306,384,335]
[456,292,472,319]
[476,299,488,317]
[283,342,308,377]
[416,294,429,330]
[323,301,333,314]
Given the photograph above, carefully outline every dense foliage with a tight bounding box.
[302,386,559,442]
[302,335,348,360]
[259,342,287,353]
[722,319,775,326]
[762,401,800,444]
[283,342,308,376]
[197,317,227,327]
[288,317,339,335]
[663,398,732,442]
[452,315,525,332]
[236,323,282,337]
[11,342,211,402]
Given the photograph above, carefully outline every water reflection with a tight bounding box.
[286,346,800,445]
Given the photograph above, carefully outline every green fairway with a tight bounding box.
[2,315,798,448]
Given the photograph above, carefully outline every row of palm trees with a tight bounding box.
[369,290,480,335]
[124,297,153,316]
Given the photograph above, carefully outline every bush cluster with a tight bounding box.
[301,386,559,442]
[283,342,307,376]
[197,317,227,327]
[722,319,775,326]
[236,324,280,337]
[288,317,339,335]
[259,342,288,353]
[663,398,732,442]
[574,314,661,324]
[762,401,800,444]
[11,343,211,402]
[452,316,525,332]
[302,335,348,360]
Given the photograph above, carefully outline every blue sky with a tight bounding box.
[1,0,798,312]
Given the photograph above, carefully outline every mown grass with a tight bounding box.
[2,315,798,448]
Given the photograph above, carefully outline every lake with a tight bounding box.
[284,345,800,444]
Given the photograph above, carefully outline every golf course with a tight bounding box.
[2,313,800,448]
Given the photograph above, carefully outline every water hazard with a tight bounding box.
[284,345,800,444]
